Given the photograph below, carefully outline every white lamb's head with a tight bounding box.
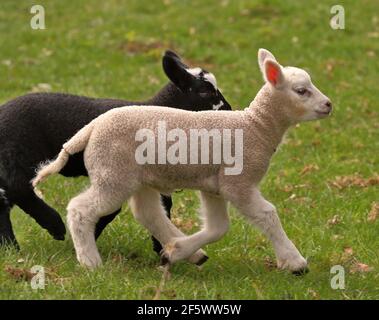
[258,48,332,123]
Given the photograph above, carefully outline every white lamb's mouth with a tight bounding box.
[315,109,331,115]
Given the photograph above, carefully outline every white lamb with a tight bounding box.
[33,49,332,274]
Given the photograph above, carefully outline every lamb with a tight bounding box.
[0,50,231,255]
[33,48,332,273]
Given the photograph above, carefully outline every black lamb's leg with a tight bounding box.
[152,195,173,255]
[0,198,19,249]
[161,195,173,220]
[94,208,121,240]
[16,189,66,240]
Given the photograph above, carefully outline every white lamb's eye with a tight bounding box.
[294,88,307,96]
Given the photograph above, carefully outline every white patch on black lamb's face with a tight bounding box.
[203,72,217,90]
[186,67,202,77]
[186,68,218,90]
[212,100,224,110]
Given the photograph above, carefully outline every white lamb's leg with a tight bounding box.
[230,187,308,273]
[129,187,208,265]
[67,186,125,269]
[161,191,229,264]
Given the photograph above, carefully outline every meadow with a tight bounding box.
[0,0,378,299]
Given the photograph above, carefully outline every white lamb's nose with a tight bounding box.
[324,100,332,113]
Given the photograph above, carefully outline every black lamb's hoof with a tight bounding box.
[195,255,209,266]
[52,233,65,241]
[292,267,309,276]
[48,222,66,241]
[50,230,65,241]
[49,228,66,241]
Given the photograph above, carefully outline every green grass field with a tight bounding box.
[0,0,378,299]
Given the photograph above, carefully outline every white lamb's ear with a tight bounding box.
[258,48,277,73]
[263,59,285,89]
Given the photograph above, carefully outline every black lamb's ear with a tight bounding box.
[164,50,183,62]
[162,50,194,91]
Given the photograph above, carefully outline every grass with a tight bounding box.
[0,0,378,299]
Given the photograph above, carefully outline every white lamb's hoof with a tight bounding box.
[160,240,208,266]
[277,253,308,275]
[77,252,102,270]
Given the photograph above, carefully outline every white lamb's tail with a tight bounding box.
[32,121,95,187]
